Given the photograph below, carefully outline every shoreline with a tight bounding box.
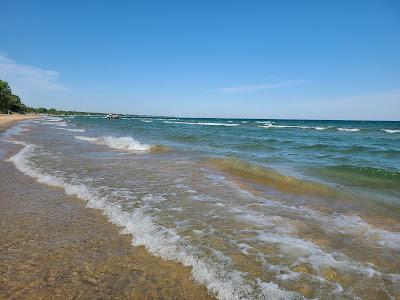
[0,114,40,132]
[0,128,213,299]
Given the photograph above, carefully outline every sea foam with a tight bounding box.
[75,135,151,151]
[382,129,400,133]
[6,141,298,300]
[166,121,240,127]
[258,125,327,130]
[56,127,86,133]
[337,128,360,132]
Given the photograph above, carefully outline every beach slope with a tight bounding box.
[0,114,39,132]
[0,137,213,299]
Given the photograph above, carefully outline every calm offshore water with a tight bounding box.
[3,116,400,299]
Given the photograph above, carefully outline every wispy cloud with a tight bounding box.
[220,79,306,93]
[0,54,67,94]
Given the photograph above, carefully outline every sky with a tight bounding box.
[1,0,399,120]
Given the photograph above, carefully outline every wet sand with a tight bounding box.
[0,114,39,132]
[0,141,213,299]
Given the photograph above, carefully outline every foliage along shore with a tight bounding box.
[0,79,103,116]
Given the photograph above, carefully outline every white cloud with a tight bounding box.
[220,79,306,93]
[0,54,67,96]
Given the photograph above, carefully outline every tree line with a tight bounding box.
[0,79,102,116]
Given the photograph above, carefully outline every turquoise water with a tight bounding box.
[3,116,400,299]
[74,116,400,203]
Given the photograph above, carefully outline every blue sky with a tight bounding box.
[1,0,399,120]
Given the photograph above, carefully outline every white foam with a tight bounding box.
[75,136,97,142]
[257,197,400,251]
[329,214,400,250]
[231,207,297,235]
[258,124,327,130]
[7,141,298,300]
[56,127,85,133]
[382,129,400,133]
[40,121,68,127]
[255,121,273,124]
[1,123,31,138]
[44,117,63,122]
[337,128,360,132]
[221,177,400,252]
[75,135,151,151]
[190,195,219,202]
[255,231,384,279]
[167,121,240,127]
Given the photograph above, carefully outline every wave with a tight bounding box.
[258,124,328,130]
[40,121,68,127]
[298,143,332,151]
[75,135,151,151]
[7,141,297,300]
[317,165,400,189]
[382,129,400,134]
[255,121,273,124]
[166,121,240,127]
[207,158,338,198]
[167,134,200,142]
[44,117,64,122]
[258,124,306,129]
[337,128,360,132]
[75,136,97,142]
[56,127,85,133]
[74,135,170,152]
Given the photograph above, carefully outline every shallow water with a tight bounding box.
[0,144,212,299]
[2,116,400,299]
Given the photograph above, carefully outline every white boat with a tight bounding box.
[106,114,120,120]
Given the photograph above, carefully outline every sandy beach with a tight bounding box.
[0,114,40,132]
[0,121,213,299]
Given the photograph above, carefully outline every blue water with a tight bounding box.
[72,116,400,201]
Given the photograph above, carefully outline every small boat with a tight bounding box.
[106,114,120,120]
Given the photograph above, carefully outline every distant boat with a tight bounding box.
[106,114,120,120]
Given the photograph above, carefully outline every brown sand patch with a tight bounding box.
[0,114,40,132]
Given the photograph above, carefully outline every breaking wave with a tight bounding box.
[6,141,299,300]
[382,129,400,134]
[74,135,170,152]
[165,121,240,127]
[75,135,152,151]
[207,158,338,198]
[258,124,328,130]
[337,128,360,132]
[56,127,86,133]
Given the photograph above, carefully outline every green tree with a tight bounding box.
[36,107,48,113]
[0,80,13,113]
[9,94,26,114]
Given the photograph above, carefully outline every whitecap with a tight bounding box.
[382,129,400,134]
[258,124,308,129]
[56,127,85,133]
[75,135,151,151]
[169,121,239,127]
[75,136,97,142]
[337,128,360,132]
[259,124,327,131]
